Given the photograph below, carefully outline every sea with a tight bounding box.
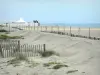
[41,23,100,28]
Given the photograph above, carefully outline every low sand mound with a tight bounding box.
[1,30,99,75]
[8,30,100,57]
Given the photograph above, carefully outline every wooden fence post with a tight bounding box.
[70,26,71,36]
[9,24,10,32]
[43,44,46,52]
[64,26,65,34]
[37,26,39,31]
[6,23,8,27]
[20,24,22,30]
[51,26,52,32]
[52,26,54,32]
[31,26,33,30]
[28,24,31,30]
[34,25,35,31]
[18,40,20,51]
[45,26,47,32]
[0,42,4,58]
[89,27,90,38]
[58,26,59,33]
[41,26,42,31]
[18,25,20,30]
[78,27,80,35]
[37,25,38,31]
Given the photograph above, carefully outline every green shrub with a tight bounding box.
[38,50,59,57]
[29,61,39,68]
[0,29,8,32]
[9,36,23,39]
[7,54,28,66]
[5,32,10,34]
[44,63,51,67]
[8,58,20,65]
[42,51,55,57]
[0,25,4,27]
[48,62,61,65]
[0,34,9,39]
[43,61,61,67]
[0,34,23,39]
[67,70,78,74]
[53,64,68,69]
[16,54,28,61]
[97,38,100,40]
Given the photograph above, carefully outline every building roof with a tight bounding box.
[16,18,26,22]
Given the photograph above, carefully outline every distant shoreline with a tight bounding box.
[41,24,100,28]
[1,22,100,28]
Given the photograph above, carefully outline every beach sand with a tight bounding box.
[18,26,100,37]
[0,26,100,75]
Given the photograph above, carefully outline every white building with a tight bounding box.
[4,18,40,26]
[12,18,28,24]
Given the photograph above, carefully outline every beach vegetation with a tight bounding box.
[52,64,68,69]
[38,50,59,57]
[67,70,78,74]
[0,34,24,39]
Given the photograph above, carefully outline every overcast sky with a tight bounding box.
[0,0,100,24]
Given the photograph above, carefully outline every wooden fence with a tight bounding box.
[1,24,100,40]
[0,40,46,58]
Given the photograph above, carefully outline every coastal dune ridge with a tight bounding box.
[2,24,99,38]
[0,24,100,75]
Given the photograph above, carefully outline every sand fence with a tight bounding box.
[2,24,100,40]
[0,39,46,58]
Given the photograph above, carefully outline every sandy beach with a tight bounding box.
[0,26,100,75]
[20,26,100,38]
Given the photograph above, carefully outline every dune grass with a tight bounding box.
[43,61,61,67]
[67,70,78,74]
[52,64,68,69]
[0,25,4,27]
[0,34,24,39]
[38,50,59,57]
[7,54,39,67]
[43,61,68,69]
[0,29,8,32]
[29,61,39,68]
[7,54,28,66]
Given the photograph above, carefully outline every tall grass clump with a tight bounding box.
[43,61,61,67]
[67,70,78,74]
[0,34,23,39]
[7,53,28,66]
[38,50,59,57]
[0,29,8,32]
[52,64,68,69]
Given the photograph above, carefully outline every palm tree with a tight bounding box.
[36,20,41,26]
[33,20,39,26]
[36,20,38,23]
[33,20,36,26]
[33,20,37,23]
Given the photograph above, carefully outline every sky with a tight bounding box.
[0,0,100,24]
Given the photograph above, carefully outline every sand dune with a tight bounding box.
[0,30,100,75]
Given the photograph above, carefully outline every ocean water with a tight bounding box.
[41,23,100,28]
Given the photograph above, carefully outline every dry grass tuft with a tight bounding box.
[38,50,59,57]
[7,53,28,66]
[67,70,78,74]
[52,64,68,69]
[0,34,24,39]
